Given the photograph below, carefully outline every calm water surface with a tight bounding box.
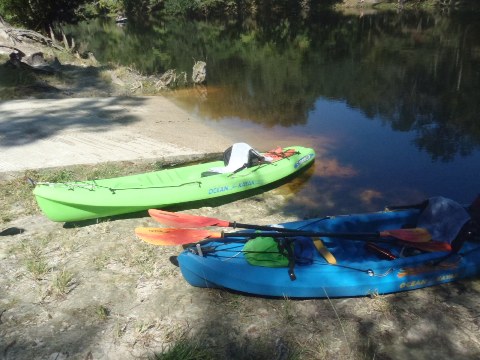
[69,9,480,217]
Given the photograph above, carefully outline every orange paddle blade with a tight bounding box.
[148,209,230,227]
[135,227,222,246]
[402,241,452,252]
[379,228,431,242]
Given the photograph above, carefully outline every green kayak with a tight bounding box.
[33,144,315,222]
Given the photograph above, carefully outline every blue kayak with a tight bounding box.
[177,208,480,298]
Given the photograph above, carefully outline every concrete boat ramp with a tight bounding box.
[0,96,233,177]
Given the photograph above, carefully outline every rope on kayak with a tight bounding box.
[29,178,203,192]
[195,244,396,278]
[103,181,203,194]
[297,259,395,277]
[27,178,98,191]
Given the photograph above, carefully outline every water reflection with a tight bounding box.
[67,9,480,213]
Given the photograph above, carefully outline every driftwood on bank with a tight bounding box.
[0,18,71,73]
[1,27,64,51]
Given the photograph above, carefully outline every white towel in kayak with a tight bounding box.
[209,143,271,174]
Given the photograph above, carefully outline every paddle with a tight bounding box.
[134,227,433,246]
[148,209,430,241]
[148,209,282,230]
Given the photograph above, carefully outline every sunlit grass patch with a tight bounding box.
[92,252,111,270]
[0,175,40,217]
[52,267,75,297]
[117,241,173,277]
[10,238,52,280]
[25,256,50,280]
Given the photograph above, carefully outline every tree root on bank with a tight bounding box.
[4,28,64,51]
[0,17,65,51]
[0,17,71,74]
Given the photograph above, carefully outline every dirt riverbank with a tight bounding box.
[2,171,480,359]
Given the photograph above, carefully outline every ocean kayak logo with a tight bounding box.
[208,180,258,195]
[294,153,315,168]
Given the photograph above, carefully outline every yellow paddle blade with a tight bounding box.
[313,238,337,264]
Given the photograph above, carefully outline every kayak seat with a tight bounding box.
[202,143,272,177]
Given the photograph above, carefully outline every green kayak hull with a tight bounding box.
[33,146,315,222]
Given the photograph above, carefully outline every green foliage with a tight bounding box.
[0,0,87,30]
[162,0,239,17]
[163,0,197,16]
[82,0,123,17]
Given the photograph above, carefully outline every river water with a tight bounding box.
[68,8,480,217]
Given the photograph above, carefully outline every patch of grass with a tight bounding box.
[120,243,162,277]
[369,295,394,319]
[132,320,161,347]
[25,257,50,280]
[0,65,38,95]
[52,268,75,296]
[58,229,87,255]
[113,319,128,341]
[359,338,379,360]
[281,296,295,324]
[39,169,75,183]
[14,239,51,280]
[0,176,38,217]
[95,305,110,321]
[83,163,126,180]
[294,336,326,359]
[205,289,246,315]
[154,337,216,360]
[92,253,111,270]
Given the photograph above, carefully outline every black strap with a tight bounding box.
[451,220,476,254]
[285,241,297,281]
[433,220,476,265]
[232,163,248,174]
[276,238,296,281]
